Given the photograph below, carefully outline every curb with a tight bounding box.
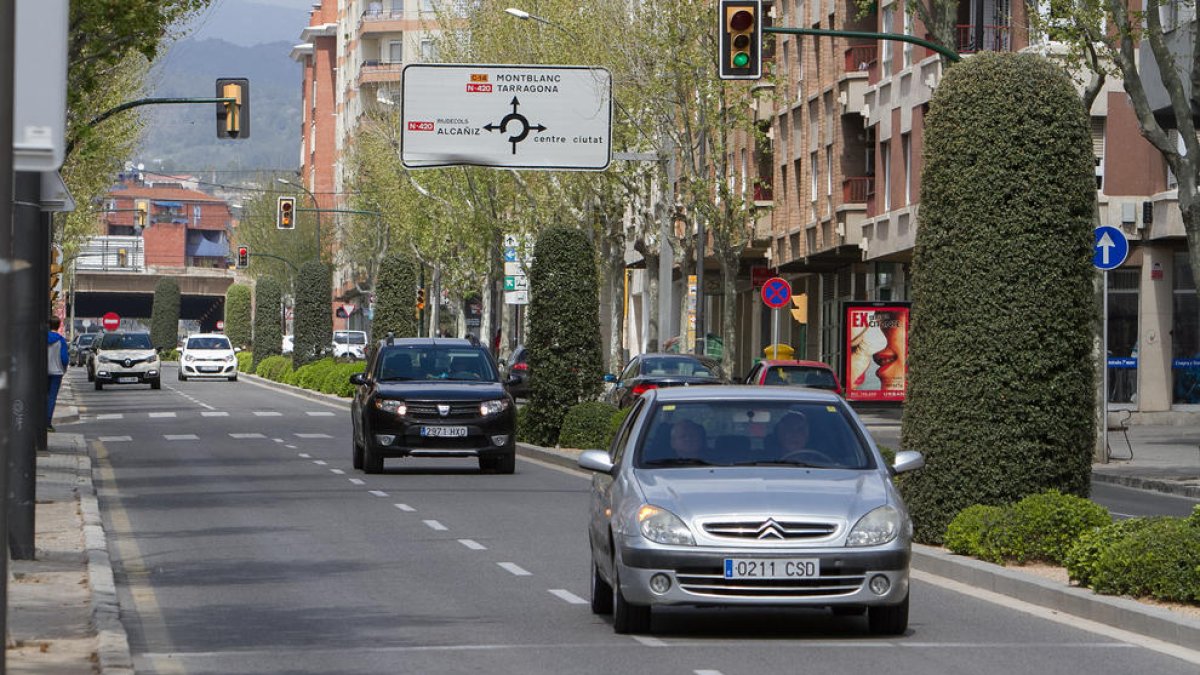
[71,434,135,675]
[517,440,1200,653]
[239,372,351,409]
[1090,471,1200,499]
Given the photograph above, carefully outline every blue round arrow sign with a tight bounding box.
[761,277,792,309]
[1093,226,1129,271]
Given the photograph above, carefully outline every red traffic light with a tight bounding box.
[729,9,753,31]
[238,246,248,256]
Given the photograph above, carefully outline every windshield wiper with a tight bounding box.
[731,460,821,468]
[376,376,415,382]
[642,458,714,467]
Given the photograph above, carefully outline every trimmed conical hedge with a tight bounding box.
[900,52,1098,543]
[373,253,419,340]
[224,283,252,349]
[150,277,180,351]
[251,276,283,371]
[293,260,332,368]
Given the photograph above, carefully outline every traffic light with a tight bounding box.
[790,292,808,324]
[719,0,762,80]
[236,246,250,268]
[49,245,63,309]
[216,77,251,139]
[277,196,296,230]
[416,287,426,310]
[134,199,148,229]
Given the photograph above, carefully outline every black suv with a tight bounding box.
[349,337,518,474]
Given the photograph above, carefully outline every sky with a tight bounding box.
[181,0,316,47]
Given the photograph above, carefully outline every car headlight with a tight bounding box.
[846,505,901,547]
[225,354,237,362]
[480,399,510,416]
[374,399,406,416]
[637,505,695,546]
[184,354,195,362]
[98,355,112,363]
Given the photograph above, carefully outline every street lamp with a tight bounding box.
[277,177,322,256]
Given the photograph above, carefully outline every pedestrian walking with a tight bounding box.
[47,316,69,431]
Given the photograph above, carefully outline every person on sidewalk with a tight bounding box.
[47,316,69,432]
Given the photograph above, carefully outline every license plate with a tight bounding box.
[200,366,220,372]
[420,426,467,437]
[117,377,138,384]
[724,558,820,579]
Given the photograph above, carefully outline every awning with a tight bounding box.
[153,200,183,208]
[186,230,229,258]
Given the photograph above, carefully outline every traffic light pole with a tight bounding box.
[65,96,238,156]
[762,26,961,63]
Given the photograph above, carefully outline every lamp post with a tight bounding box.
[277,177,322,256]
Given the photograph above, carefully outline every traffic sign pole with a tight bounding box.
[1102,269,1108,462]
[1091,226,1128,464]
[772,307,779,357]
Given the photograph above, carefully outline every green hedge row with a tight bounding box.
[255,355,293,382]
[946,494,1200,604]
[236,351,254,373]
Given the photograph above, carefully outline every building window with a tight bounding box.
[387,39,404,63]
[880,6,894,74]
[902,4,913,68]
[1092,117,1105,191]
[881,139,891,211]
[1107,268,1139,404]
[902,133,911,205]
[825,147,832,196]
[810,151,819,211]
[1173,252,1200,404]
[420,38,436,61]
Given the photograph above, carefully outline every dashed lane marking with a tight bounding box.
[96,413,123,420]
[331,469,345,474]
[395,504,416,512]
[459,539,486,550]
[349,478,365,485]
[306,411,336,417]
[313,460,327,466]
[164,434,199,441]
[548,589,586,605]
[369,490,388,497]
[98,436,131,442]
[298,453,311,458]
[273,438,284,443]
[497,562,531,576]
[295,433,333,439]
[424,520,448,531]
[148,412,177,418]
[632,636,667,647]
[200,411,229,417]
[229,433,266,439]
[286,445,297,449]
[253,411,282,417]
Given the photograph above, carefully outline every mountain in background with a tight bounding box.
[183,1,309,48]
[136,38,303,177]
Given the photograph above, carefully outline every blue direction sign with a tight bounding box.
[1093,226,1129,271]
[761,277,792,309]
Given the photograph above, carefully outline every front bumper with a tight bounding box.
[181,361,237,377]
[95,367,160,384]
[615,537,910,607]
[366,410,515,459]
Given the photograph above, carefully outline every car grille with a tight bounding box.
[406,402,480,420]
[703,519,837,541]
[676,567,865,598]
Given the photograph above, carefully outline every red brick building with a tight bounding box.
[102,177,235,270]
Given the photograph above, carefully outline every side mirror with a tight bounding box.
[578,449,615,475]
[892,450,925,475]
[603,373,617,383]
[349,373,367,386]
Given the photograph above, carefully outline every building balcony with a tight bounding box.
[844,44,877,74]
[359,61,404,85]
[360,6,406,33]
[843,176,874,204]
[76,236,145,272]
[754,183,774,204]
[956,24,1012,53]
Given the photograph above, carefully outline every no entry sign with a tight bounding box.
[101,312,120,331]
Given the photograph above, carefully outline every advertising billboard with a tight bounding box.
[843,302,911,402]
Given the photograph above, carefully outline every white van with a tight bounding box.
[332,330,368,359]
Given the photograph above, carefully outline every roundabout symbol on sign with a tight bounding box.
[484,97,547,155]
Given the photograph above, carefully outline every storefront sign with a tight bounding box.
[843,302,910,403]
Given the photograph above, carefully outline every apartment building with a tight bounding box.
[101,174,234,270]
[746,0,1199,416]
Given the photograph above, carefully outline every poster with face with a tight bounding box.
[844,303,910,402]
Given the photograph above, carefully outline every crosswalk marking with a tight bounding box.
[200,411,229,417]
[98,436,131,442]
[253,411,282,417]
[295,433,332,439]
[164,434,199,441]
[229,433,266,439]
[306,411,336,417]
[148,412,176,418]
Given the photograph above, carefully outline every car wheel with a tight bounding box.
[228,375,238,382]
[363,444,384,474]
[150,378,161,390]
[867,591,909,636]
[94,381,103,391]
[590,560,613,615]
[178,372,186,381]
[611,564,651,634]
[352,438,364,470]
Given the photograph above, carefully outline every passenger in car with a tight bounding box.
[775,412,811,456]
[669,420,707,460]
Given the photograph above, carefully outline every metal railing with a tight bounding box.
[844,44,877,73]
[955,24,1012,53]
[842,177,874,204]
[75,236,145,272]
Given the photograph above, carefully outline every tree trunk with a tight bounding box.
[643,251,659,352]
[719,252,740,377]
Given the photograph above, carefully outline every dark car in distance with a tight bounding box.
[503,344,531,399]
[350,337,518,474]
[69,333,100,367]
[607,353,727,408]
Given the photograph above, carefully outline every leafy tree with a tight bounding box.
[525,227,604,446]
[150,277,181,351]
[293,260,332,368]
[224,283,252,349]
[251,276,282,371]
[900,53,1097,543]
[372,253,419,340]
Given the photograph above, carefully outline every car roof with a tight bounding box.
[185,333,230,341]
[758,360,836,370]
[647,384,844,403]
[375,337,478,348]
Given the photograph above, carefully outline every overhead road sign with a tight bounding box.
[1093,226,1129,271]
[402,64,612,171]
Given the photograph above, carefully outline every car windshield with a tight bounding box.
[335,331,367,345]
[186,337,231,350]
[78,334,97,346]
[640,356,721,379]
[635,400,873,470]
[376,346,497,382]
[763,365,838,390]
[99,333,152,350]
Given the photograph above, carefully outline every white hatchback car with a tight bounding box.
[179,333,239,382]
[333,330,368,359]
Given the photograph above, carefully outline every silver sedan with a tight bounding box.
[578,386,924,635]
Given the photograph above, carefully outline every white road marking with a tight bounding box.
[497,562,530,576]
[96,413,123,420]
[306,411,336,417]
[295,433,333,439]
[286,445,297,449]
[548,589,586,605]
[394,504,415,512]
[273,438,284,443]
[148,412,176,418]
[229,433,266,439]
[695,671,723,675]
[98,436,131,442]
[298,453,311,458]
[368,490,388,497]
[349,478,365,485]
[330,469,345,475]
[164,435,198,441]
[201,411,229,417]
[632,636,667,647]
[458,539,486,550]
[313,460,327,466]
[424,520,448,531]
[253,411,282,417]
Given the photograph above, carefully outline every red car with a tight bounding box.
[743,359,843,397]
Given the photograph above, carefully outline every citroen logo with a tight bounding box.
[438,404,450,417]
[756,519,787,540]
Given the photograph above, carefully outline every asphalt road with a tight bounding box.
[75,366,1199,675]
